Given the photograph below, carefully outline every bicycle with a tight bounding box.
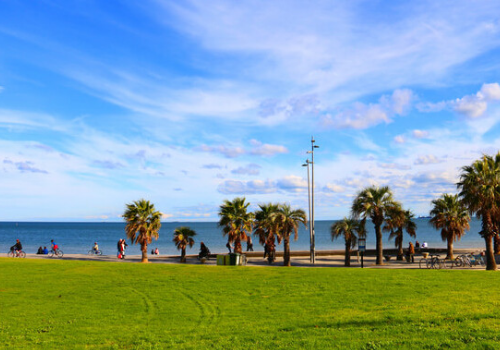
[419,254,449,269]
[49,248,64,258]
[88,249,103,256]
[7,250,26,258]
[455,253,485,267]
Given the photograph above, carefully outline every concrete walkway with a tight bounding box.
[15,251,488,270]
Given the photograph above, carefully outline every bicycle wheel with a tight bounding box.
[426,259,432,269]
[19,251,26,258]
[49,250,54,257]
[419,258,427,269]
[97,250,102,256]
[57,250,64,258]
[440,259,449,269]
[454,257,462,268]
[7,251,14,258]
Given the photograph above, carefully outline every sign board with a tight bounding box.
[358,238,366,252]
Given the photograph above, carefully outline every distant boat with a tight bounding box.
[418,216,431,219]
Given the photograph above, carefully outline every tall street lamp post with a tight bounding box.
[302,159,312,263]
[304,137,319,264]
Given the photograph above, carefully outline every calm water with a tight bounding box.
[0,218,485,256]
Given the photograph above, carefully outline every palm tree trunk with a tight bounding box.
[283,236,291,266]
[482,213,497,270]
[141,243,148,263]
[397,236,403,261]
[344,241,351,267]
[447,239,454,260]
[234,236,242,254]
[181,248,186,263]
[485,234,497,271]
[375,223,383,265]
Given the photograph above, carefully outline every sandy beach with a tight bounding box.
[17,248,488,269]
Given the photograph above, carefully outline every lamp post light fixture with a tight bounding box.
[302,159,313,263]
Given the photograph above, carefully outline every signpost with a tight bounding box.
[358,238,366,268]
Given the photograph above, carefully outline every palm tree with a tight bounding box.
[218,197,254,254]
[331,217,364,266]
[275,204,307,266]
[457,153,500,270]
[384,205,417,260]
[429,194,470,260]
[254,203,281,251]
[173,226,196,263]
[123,199,162,263]
[351,186,397,265]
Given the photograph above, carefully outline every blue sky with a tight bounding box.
[1,0,500,221]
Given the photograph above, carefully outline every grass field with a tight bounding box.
[0,259,499,349]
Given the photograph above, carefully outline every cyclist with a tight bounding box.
[93,242,99,252]
[10,239,23,255]
[51,239,59,252]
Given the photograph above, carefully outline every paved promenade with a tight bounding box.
[18,250,488,269]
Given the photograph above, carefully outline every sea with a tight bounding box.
[0,218,486,256]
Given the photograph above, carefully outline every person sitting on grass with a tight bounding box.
[42,246,49,254]
[37,246,43,254]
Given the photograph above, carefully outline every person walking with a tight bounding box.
[407,242,415,263]
[246,237,254,252]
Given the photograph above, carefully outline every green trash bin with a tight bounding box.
[229,253,241,266]
[224,255,231,265]
[216,255,225,266]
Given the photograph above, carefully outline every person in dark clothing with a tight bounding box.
[246,237,254,252]
[226,242,232,253]
[199,242,210,259]
[10,239,22,253]
[37,246,43,254]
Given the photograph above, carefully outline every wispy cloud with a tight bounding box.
[3,159,48,174]
[231,163,261,175]
[320,89,413,129]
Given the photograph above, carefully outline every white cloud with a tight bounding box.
[276,175,308,193]
[217,179,276,194]
[478,83,500,101]
[452,83,500,118]
[378,162,411,170]
[231,163,261,175]
[453,95,487,118]
[196,144,245,158]
[323,183,344,193]
[394,135,405,144]
[320,89,413,130]
[249,140,288,156]
[414,155,442,165]
[412,130,429,139]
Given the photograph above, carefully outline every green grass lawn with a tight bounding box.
[0,259,499,349]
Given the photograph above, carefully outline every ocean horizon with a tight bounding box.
[0,218,486,257]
